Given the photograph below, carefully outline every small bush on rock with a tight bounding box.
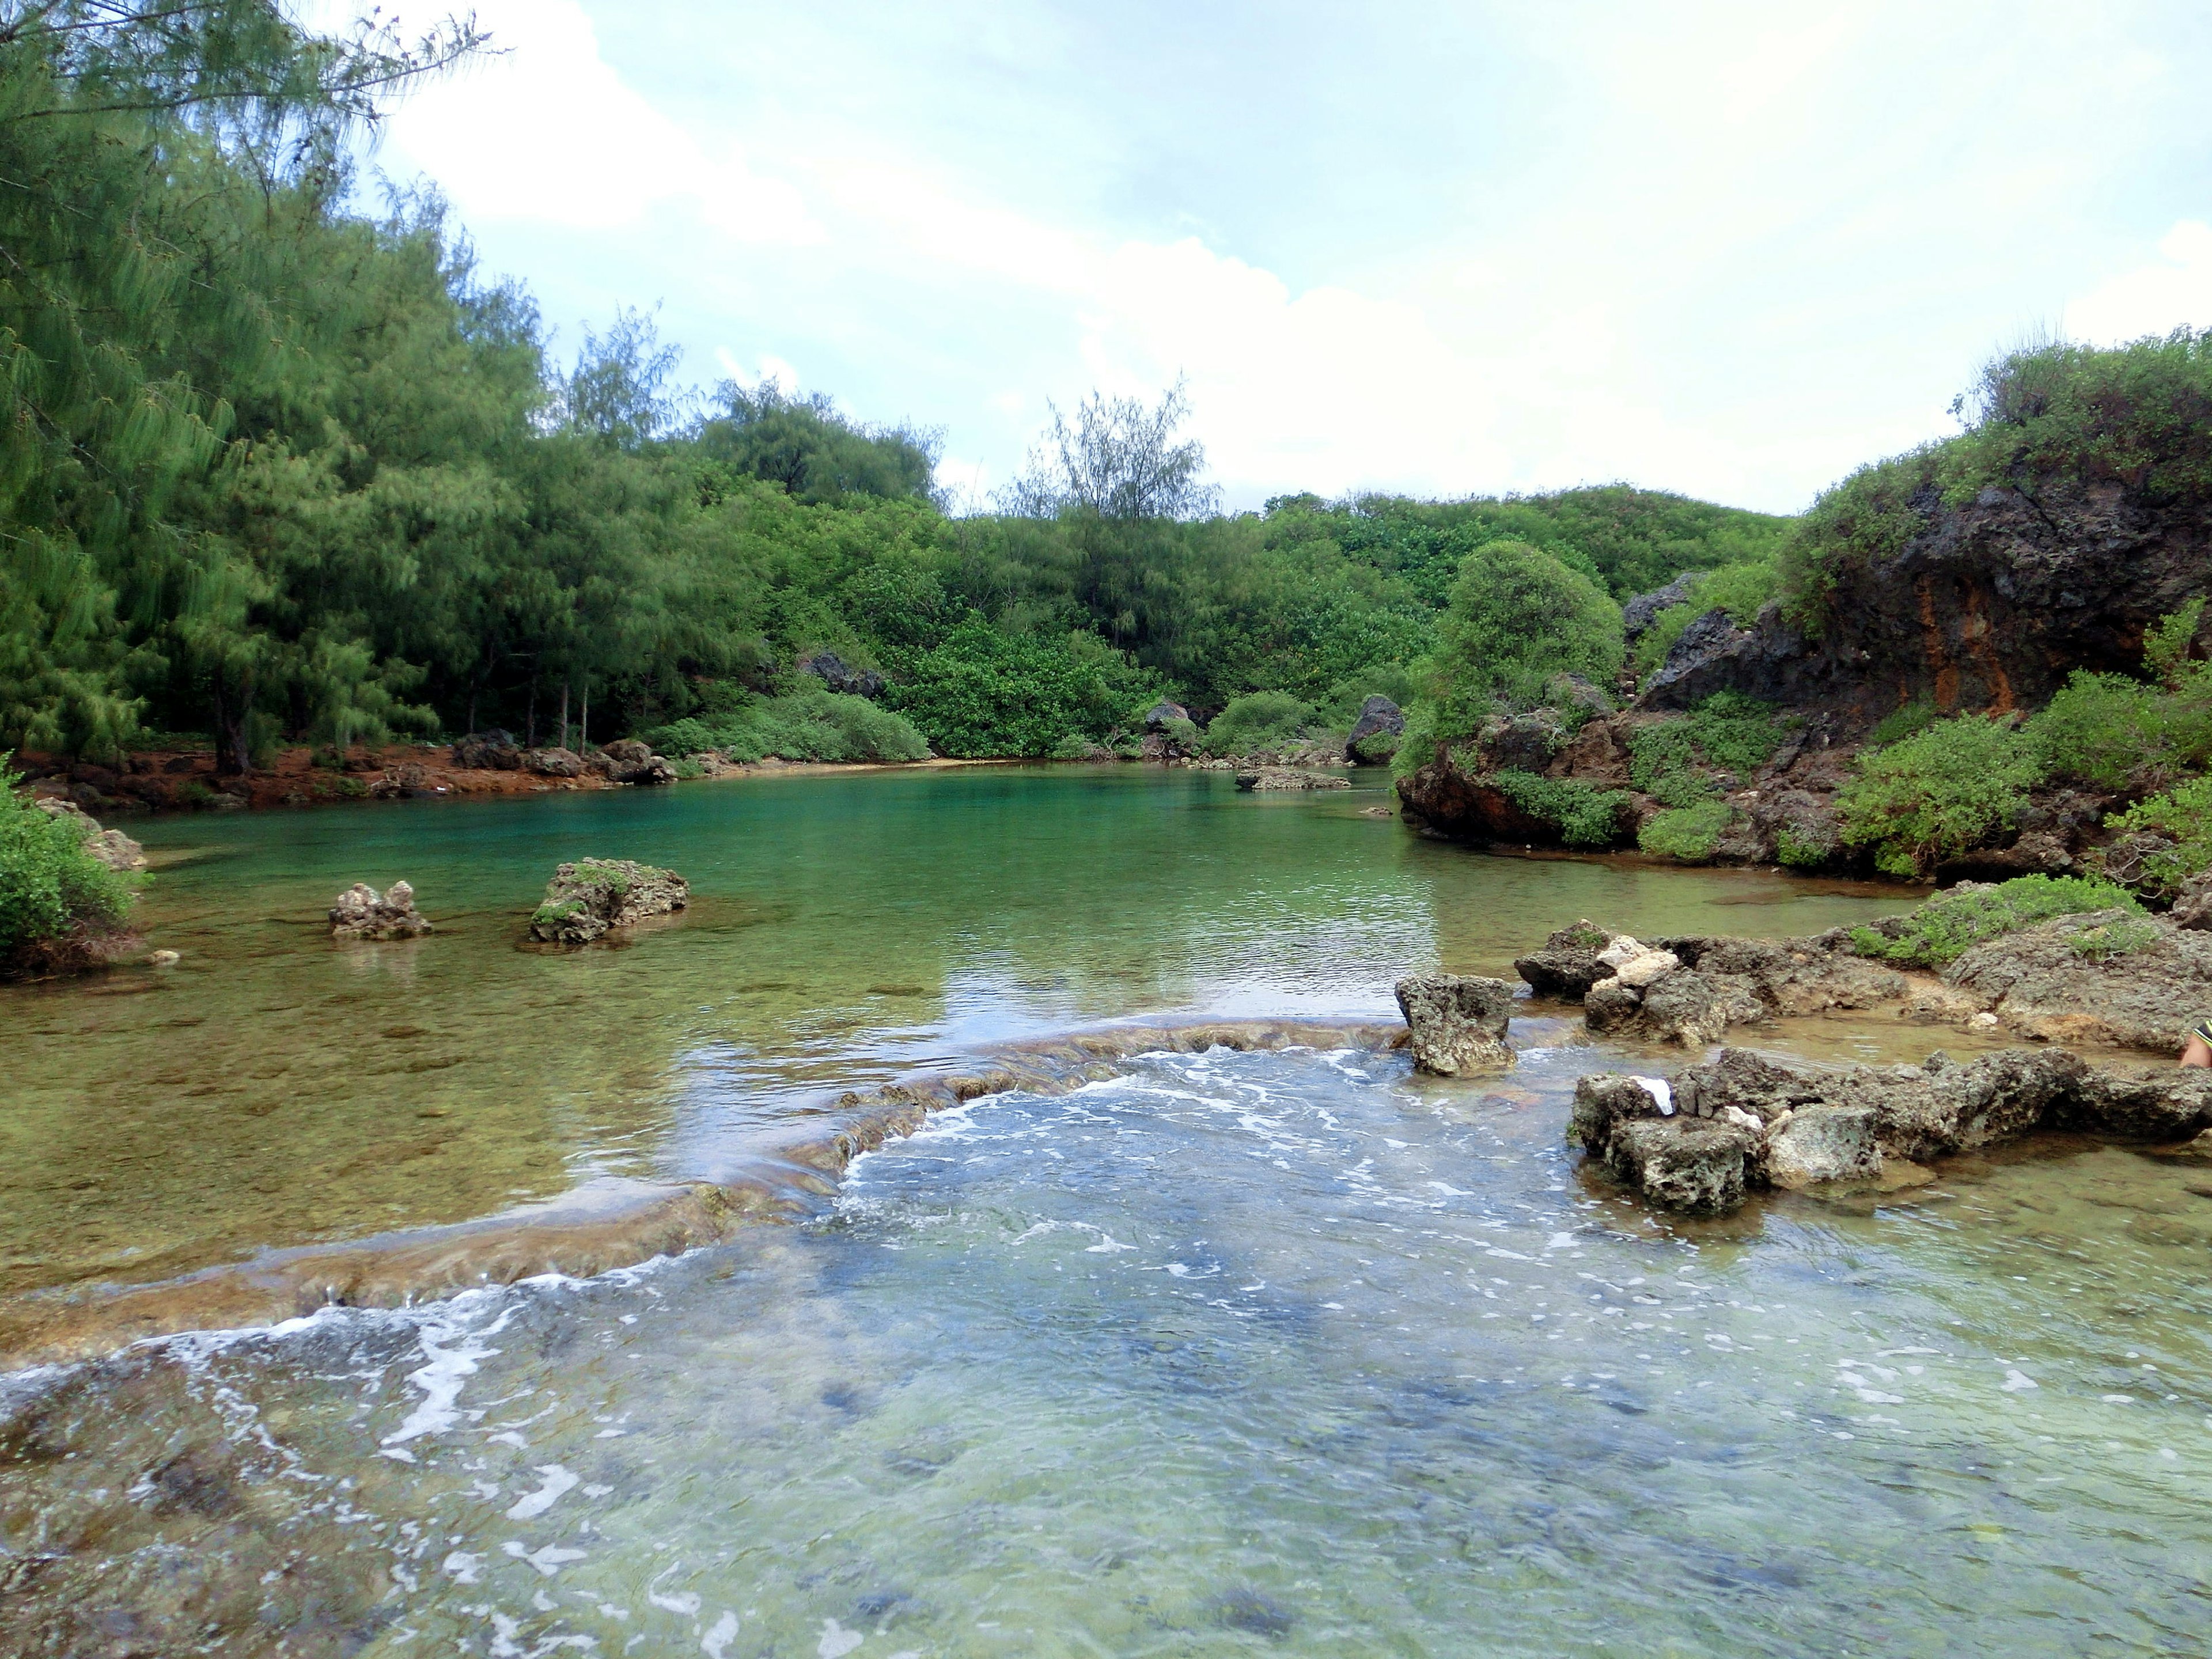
[2068,915,2161,960]
[0,768,137,975]
[1493,771,1633,847]
[1431,540,1623,738]
[1835,716,2040,876]
[1630,692,1785,808]
[1844,874,2140,968]
[2105,775,2212,892]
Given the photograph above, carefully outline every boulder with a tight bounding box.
[1605,1115,1761,1213]
[1672,1048,1834,1125]
[593,740,676,786]
[2171,872,2212,930]
[2062,1069,2212,1140]
[1662,934,1905,1016]
[1394,974,1517,1075]
[32,797,146,873]
[449,729,521,770]
[529,858,689,945]
[1584,978,1645,1033]
[1513,919,1620,999]
[801,651,885,699]
[1637,968,1764,1046]
[1234,769,1352,792]
[1763,1105,1883,1189]
[370,763,431,800]
[1848,1048,2086,1162]
[525,747,586,778]
[329,881,433,941]
[1568,1073,1673,1159]
[1345,696,1405,763]
[1613,948,1680,989]
[1144,700,1191,733]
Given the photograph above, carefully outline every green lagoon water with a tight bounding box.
[6,765,2210,1655]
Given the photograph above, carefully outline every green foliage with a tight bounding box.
[1160,715,1200,751]
[1320,665,1425,725]
[1430,540,1623,738]
[1628,693,1784,808]
[0,770,137,971]
[1638,800,1732,861]
[1631,559,1782,676]
[884,619,1128,759]
[1492,771,1632,847]
[2144,597,2207,689]
[1869,700,1941,747]
[2106,775,2212,893]
[646,690,930,765]
[1836,716,2041,876]
[1048,733,1100,760]
[1202,691,1318,756]
[695,384,938,504]
[1774,822,1833,869]
[2023,605,2212,789]
[1844,875,2141,968]
[2069,915,2161,960]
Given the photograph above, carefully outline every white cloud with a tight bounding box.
[2066,221,2212,343]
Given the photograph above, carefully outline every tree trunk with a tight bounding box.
[580,683,589,752]
[527,680,538,749]
[557,683,570,752]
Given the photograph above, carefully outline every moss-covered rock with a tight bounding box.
[528,858,688,945]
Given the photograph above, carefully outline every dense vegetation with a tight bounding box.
[0,763,136,974]
[0,3,1790,772]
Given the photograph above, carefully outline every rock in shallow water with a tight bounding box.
[328,881,432,940]
[529,858,688,945]
[1394,974,1516,1075]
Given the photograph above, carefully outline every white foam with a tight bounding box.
[817,1618,864,1658]
[703,1611,741,1658]
[382,1296,517,1448]
[503,1541,588,1576]
[506,1464,579,1520]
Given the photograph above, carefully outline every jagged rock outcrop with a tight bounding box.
[1394,974,1516,1075]
[1234,768,1351,792]
[1933,910,2212,1051]
[1641,482,2212,722]
[1573,1041,2207,1213]
[801,651,885,699]
[328,881,433,940]
[1622,571,1706,641]
[529,859,689,945]
[591,739,676,786]
[1144,700,1191,732]
[1514,919,1618,998]
[449,730,521,770]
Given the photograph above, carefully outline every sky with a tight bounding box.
[343,0,2212,515]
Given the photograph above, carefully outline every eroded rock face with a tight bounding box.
[1144,700,1191,733]
[1346,696,1405,759]
[1395,974,1516,1075]
[1607,1116,1760,1213]
[329,881,431,940]
[2062,1068,2212,1139]
[1763,1105,1883,1190]
[2170,872,2212,930]
[801,651,885,699]
[1622,571,1707,640]
[1847,1048,2086,1162]
[449,730,521,770]
[529,859,689,945]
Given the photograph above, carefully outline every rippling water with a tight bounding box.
[9,767,2201,1654]
[7,1037,2209,1655]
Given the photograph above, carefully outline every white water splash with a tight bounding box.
[506,1465,580,1520]
[702,1611,741,1658]
[817,1618,864,1658]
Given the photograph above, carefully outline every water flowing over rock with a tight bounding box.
[329,881,432,940]
[529,859,689,945]
[448,730,521,770]
[1394,974,1516,1075]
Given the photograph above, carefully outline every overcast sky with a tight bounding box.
[350,1,2212,514]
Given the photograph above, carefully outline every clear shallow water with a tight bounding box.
[0,766,1910,1300]
[6,1038,2210,1656]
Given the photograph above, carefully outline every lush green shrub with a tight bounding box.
[1160,715,1200,751]
[645,717,719,758]
[1320,665,1426,726]
[885,620,1124,758]
[2105,775,2212,893]
[1835,717,2041,876]
[1492,771,1633,847]
[644,690,931,764]
[2023,604,2212,790]
[1202,691,1319,755]
[1775,820,1834,869]
[1348,728,1400,765]
[1628,692,1785,808]
[0,775,137,973]
[1431,540,1623,738]
[1049,733,1099,760]
[1389,702,1439,781]
[1844,874,2138,967]
[2068,915,2161,960]
[1869,700,1940,747]
[1631,559,1781,676]
[1638,800,1732,861]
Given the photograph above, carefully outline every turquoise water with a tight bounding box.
[12,766,2196,1656]
[0,766,1907,1300]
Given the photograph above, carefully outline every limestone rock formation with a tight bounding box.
[529,858,689,945]
[1394,974,1517,1075]
[329,881,432,940]
[592,740,676,786]
[1234,769,1352,792]
[525,747,587,778]
[1513,920,1620,999]
[1937,910,2212,1051]
[1346,696,1404,763]
[801,651,885,699]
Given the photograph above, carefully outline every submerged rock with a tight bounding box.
[329,881,433,940]
[1395,974,1516,1075]
[529,858,689,945]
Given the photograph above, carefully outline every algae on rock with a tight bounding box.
[530,859,690,945]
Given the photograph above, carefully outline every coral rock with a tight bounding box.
[1394,974,1517,1076]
